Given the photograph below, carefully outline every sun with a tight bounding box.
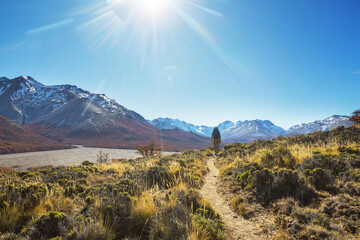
[136,0,173,16]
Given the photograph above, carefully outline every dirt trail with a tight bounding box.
[200,158,266,240]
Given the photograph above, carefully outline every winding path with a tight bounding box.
[200,158,264,240]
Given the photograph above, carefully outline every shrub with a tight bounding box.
[137,142,162,158]
[97,151,111,164]
[192,214,227,240]
[338,146,360,155]
[304,168,334,191]
[149,201,192,239]
[299,154,348,176]
[99,192,133,238]
[31,211,69,239]
[235,163,316,204]
[235,162,262,189]
[143,166,175,189]
[82,161,94,166]
[261,147,296,169]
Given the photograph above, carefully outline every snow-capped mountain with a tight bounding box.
[285,115,352,136]
[218,120,236,131]
[148,118,213,136]
[0,76,145,126]
[148,118,238,137]
[221,120,286,143]
[149,115,353,143]
[0,76,210,150]
[148,118,286,142]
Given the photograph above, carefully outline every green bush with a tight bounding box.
[261,147,296,169]
[235,163,316,204]
[235,162,262,189]
[299,154,348,176]
[304,168,334,191]
[31,211,69,239]
[99,192,132,238]
[81,161,94,166]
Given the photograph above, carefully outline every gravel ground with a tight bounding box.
[0,146,177,171]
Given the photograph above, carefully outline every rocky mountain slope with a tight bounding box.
[0,76,210,151]
[0,115,71,154]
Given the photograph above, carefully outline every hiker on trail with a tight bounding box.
[211,127,221,155]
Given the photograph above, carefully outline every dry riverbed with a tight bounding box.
[0,146,177,171]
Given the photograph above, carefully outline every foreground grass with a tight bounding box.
[215,126,360,239]
[0,149,227,240]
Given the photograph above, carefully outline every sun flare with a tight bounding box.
[136,0,173,16]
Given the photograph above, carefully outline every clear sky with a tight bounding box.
[0,0,359,129]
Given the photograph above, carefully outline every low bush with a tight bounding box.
[31,211,69,239]
[303,168,335,191]
[261,147,297,169]
[234,163,316,204]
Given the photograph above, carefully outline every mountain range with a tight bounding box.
[0,76,210,151]
[148,115,353,143]
[0,76,354,151]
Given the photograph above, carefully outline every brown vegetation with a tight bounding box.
[0,115,71,154]
[25,119,211,151]
[349,109,360,126]
[137,141,162,158]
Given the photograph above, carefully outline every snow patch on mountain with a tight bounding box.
[148,118,285,141]
[221,119,286,142]
[148,118,213,137]
[218,120,235,131]
[0,76,145,124]
[286,115,352,136]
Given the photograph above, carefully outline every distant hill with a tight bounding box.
[0,76,210,151]
[0,115,71,154]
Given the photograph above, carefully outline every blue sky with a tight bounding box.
[0,0,359,129]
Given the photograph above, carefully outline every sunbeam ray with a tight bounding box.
[27,19,74,35]
[81,79,106,117]
[184,0,223,17]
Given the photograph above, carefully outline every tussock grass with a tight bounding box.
[0,149,227,239]
[216,126,360,239]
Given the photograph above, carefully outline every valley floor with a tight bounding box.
[0,146,176,171]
